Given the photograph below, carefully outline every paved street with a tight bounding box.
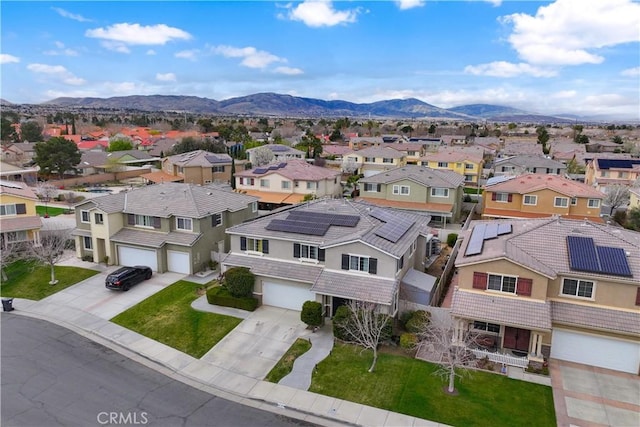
[1,315,317,427]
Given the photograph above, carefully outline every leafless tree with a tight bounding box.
[0,241,25,282]
[27,227,71,285]
[252,146,274,167]
[603,184,630,215]
[342,157,358,174]
[35,181,59,217]
[334,299,391,373]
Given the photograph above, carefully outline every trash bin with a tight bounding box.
[2,298,14,312]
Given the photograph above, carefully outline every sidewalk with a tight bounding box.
[5,296,449,427]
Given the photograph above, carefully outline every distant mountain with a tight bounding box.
[41,95,220,113]
[447,104,527,118]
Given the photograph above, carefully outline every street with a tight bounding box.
[1,314,317,427]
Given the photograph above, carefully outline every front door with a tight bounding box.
[503,327,531,352]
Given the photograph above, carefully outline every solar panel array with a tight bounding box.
[265,211,360,236]
[270,145,289,152]
[464,222,513,256]
[253,167,268,174]
[369,208,415,243]
[567,236,632,277]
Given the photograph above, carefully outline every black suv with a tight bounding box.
[105,266,152,291]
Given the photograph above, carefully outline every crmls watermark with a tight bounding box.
[97,411,148,425]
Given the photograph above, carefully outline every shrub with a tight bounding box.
[332,305,351,341]
[399,310,416,328]
[399,332,417,349]
[81,255,93,262]
[206,286,258,311]
[223,267,255,298]
[446,233,458,247]
[301,300,323,327]
[405,310,431,333]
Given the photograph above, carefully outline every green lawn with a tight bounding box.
[265,338,312,383]
[463,187,483,194]
[0,260,99,300]
[111,280,242,358]
[310,343,556,427]
[36,206,69,217]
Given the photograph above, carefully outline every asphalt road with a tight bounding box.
[1,314,317,427]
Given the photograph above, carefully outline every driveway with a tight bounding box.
[200,306,311,380]
[550,359,640,427]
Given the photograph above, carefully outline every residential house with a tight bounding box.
[358,165,465,225]
[1,143,36,166]
[234,159,341,210]
[0,180,42,249]
[585,158,640,191]
[0,161,38,184]
[420,151,484,185]
[72,183,258,274]
[630,187,640,210]
[386,143,426,165]
[440,135,468,145]
[147,138,178,157]
[343,146,407,177]
[222,198,436,315]
[451,217,640,374]
[493,155,567,176]
[246,144,304,165]
[482,174,604,222]
[142,150,239,185]
[348,137,385,150]
[76,150,159,176]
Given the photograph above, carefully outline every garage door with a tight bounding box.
[167,250,190,274]
[117,246,158,272]
[551,329,640,374]
[262,281,315,311]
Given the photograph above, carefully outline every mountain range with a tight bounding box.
[26,92,576,122]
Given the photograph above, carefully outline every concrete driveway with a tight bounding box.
[200,306,311,380]
[550,359,640,427]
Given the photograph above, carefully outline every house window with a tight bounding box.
[410,240,417,255]
[341,254,377,274]
[456,162,462,168]
[260,179,269,188]
[363,183,380,192]
[6,231,27,243]
[306,182,317,190]
[212,166,225,173]
[487,274,517,293]
[465,163,474,170]
[408,151,416,156]
[396,256,404,272]
[437,162,448,168]
[464,175,474,182]
[364,157,375,163]
[494,193,510,203]
[83,236,93,250]
[301,244,318,259]
[561,278,594,299]
[135,215,154,227]
[0,204,19,216]
[570,197,578,206]
[176,217,192,231]
[241,237,269,254]
[473,321,500,334]
[95,213,104,224]
[523,195,537,205]
[81,210,90,223]
[212,213,223,227]
[294,181,299,188]
[554,197,569,207]
[383,158,393,163]
[619,171,628,178]
[431,188,449,198]
[393,185,410,195]
[282,181,291,189]
[588,199,600,208]
[251,202,258,213]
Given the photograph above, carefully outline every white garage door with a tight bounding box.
[551,329,640,374]
[167,250,190,274]
[117,246,158,271]
[262,281,315,311]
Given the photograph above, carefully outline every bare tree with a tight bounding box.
[0,241,25,282]
[334,300,391,373]
[27,227,71,285]
[603,184,630,215]
[252,146,274,167]
[35,181,59,218]
[342,157,358,174]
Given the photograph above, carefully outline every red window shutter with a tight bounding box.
[491,192,497,201]
[473,272,487,289]
[636,288,640,306]
[507,193,513,202]
[517,278,533,296]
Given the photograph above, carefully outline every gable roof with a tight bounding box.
[246,144,304,156]
[350,145,406,159]
[494,154,566,169]
[359,165,465,188]
[0,180,38,200]
[422,150,484,163]
[166,150,232,167]
[235,159,340,181]
[485,173,604,198]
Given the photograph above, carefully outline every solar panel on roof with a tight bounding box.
[269,145,289,152]
[465,223,486,256]
[278,162,287,168]
[596,246,632,277]
[497,223,512,235]
[567,236,600,273]
[368,208,415,243]
[253,167,268,174]
[484,223,498,239]
[268,165,279,170]
[287,211,360,227]
[266,219,329,236]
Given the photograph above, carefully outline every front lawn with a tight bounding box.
[36,206,69,217]
[111,280,242,358]
[310,343,556,427]
[265,338,312,383]
[0,259,99,300]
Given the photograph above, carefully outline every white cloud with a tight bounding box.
[212,45,283,69]
[395,0,425,11]
[175,49,199,61]
[286,1,360,28]
[156,72,176,82]
[146,49,156,55]
[27,63,86,86]
[51,7,92,22]
[484,0,502,6]
[621,66,640,77]
[502,0,640,66]
[464,61,556,78]
[0,54,20,64]
[86,23,192,45]
[274,66,304,75]
[100,41,131,54]
[43,41,79,56]
[551,90,577,99]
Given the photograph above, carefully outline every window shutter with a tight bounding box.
[491,192,497,201]
[369,258,378,274]
[507,193,513,202]
[341,254,349,270]
[516,278,533,296]
[127,214,135,225]
[240,237,247,251]
[293,243,301,258]
[318,248,325,262]
[472,272,487,289]
[636,288,640,306]
[153,217,161,229]
[15,203,26,214]
[262,239,269,254]
[376,184,381,192]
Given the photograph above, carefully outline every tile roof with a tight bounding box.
[550,300,640,336]
[494,155,567,169]
[311,269,398,305]
[222,253,323,283]
[0,215,42,233]
[482,207,605,223]
[246,144,305,156]
[236,159,340,181]
[451,288,552,330]
[139,170,184,184]
[357,197,454,214]
[485,174,604,198]
[237,190,305,205]
[359,165,465,188]
[110,228,202,248]
[351,146,406,159]
[0,180,38,200]
[421,150,483,163]
[166,150,232,167]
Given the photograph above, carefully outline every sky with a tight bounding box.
[1,0,639,119]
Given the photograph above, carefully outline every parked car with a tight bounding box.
[105,266,152,291]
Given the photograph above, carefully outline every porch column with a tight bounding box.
[453,319,464,344]
[530,333,542,357]
[33,230,41,246]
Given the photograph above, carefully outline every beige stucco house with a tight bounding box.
[343,146,407,177]
[0,180,42,249]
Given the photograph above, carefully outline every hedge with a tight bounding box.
[301,300,323,327]
[206,286,258,311]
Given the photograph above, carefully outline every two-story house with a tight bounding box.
[343,146,407,177]
[143,150,240,185]
[222,198,435,316]
[482,174,605,222]
[246,144,305,165]
[358,165,465,226]
[76,150,159,176]
[72,183,258,274]
[386,143,426,165]
[585,158,640,191]
[451,217,640,374]
[420,151,484,185]
[630,187,640,210]
[493,155,567,176]
[234,159,342,210]
[0,180,42,249]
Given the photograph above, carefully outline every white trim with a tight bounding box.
[554,196,569,208]
[175,216,193,231]
[80,210,91,223]
[560,277,596,301]
[523,195,537,206]
[486,272,518,294]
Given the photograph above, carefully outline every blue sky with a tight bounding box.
[1,0,639,119]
